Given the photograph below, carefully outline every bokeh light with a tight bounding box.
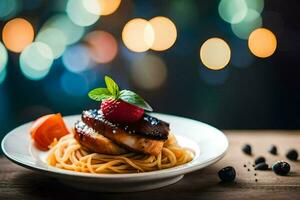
[99,0,121,15]
[84,31,118,63]
[0,0,20,20]
[62,44,92,73]
[60,71,89,96]
[122,18,154,52]
[149,16,177,51]
[0,42,8,84]
[231,9,262,39]
[218,0,248,24]
[0,68,7,85]
[82,0,101,15]
[219,0,264,25]
[20,42,54,80]
[66,0,100,27]
[44,68,100,106]
[130,54,167,90]
[36,28,67,58]
[200,38,231,70]
[245,0,264,13]
[84,0,121,16]
[0,42,8,78]
[248,28,277,58]
[2,18,34,53]
[42,14,85,45]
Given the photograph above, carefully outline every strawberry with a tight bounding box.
[88,76,152,123]
[101,99,144,123]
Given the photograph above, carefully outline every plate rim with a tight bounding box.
[1,113,228,180]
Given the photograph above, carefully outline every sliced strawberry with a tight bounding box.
[101,99,144,123]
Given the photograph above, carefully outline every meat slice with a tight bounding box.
[83,109,170,140]
[74,121,127,155]
[81,110,167,155]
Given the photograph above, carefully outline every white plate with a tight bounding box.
[1,113,228,192]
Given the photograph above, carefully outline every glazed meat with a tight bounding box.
[81,110,169,155]
[74,121,127,155]
[82,109,170,140]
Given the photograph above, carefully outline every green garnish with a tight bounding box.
[88,76,153,111]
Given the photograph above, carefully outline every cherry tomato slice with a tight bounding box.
[31,113,69,150]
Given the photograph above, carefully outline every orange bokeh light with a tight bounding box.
[149,16,177,51]
[2,18,34,53]
[248,28,277,58]
[99,0,121,15]
[122,18,154,52]
[84,0,121,16]
[85,30,118,63]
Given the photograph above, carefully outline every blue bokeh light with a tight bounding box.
[0,0,20,20]
[0,68,7,85]
[41,14,85,45]
[66,0,100,27]
[62,44,92,73]
[60,71,89,96]
[19,42,54,80]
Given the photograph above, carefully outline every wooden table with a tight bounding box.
[0,131,299,199]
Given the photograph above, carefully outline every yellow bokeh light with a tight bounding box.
[248,28,277,58]
[200,38,231,70]
[149,16,177,51]
[122,18,154,52]
[2,18,34,53]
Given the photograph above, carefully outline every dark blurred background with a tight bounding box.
[0,0,300,144]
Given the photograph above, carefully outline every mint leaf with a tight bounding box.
[119,90,153,111]
[105,76,119,97]
[88,76,154,112]
[88,88,111,101]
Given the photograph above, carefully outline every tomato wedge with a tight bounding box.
[30,113,69,150]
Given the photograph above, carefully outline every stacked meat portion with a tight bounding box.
[74,109,170,155]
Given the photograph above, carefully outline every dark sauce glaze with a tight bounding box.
[82,109,170,140]
[74,120,127,155]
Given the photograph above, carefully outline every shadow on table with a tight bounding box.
[11,168,223,199]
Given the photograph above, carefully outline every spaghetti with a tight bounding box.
[47,134,193,174]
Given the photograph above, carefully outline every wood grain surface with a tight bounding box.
[0,131,299,200]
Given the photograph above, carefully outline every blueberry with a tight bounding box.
[255,163,268,170]
[242,144,252,155]
[272,161,290,176]
[218,166,236,182]
[255,156,266,165]
[286,149,298,161]
[268,145,277,155]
